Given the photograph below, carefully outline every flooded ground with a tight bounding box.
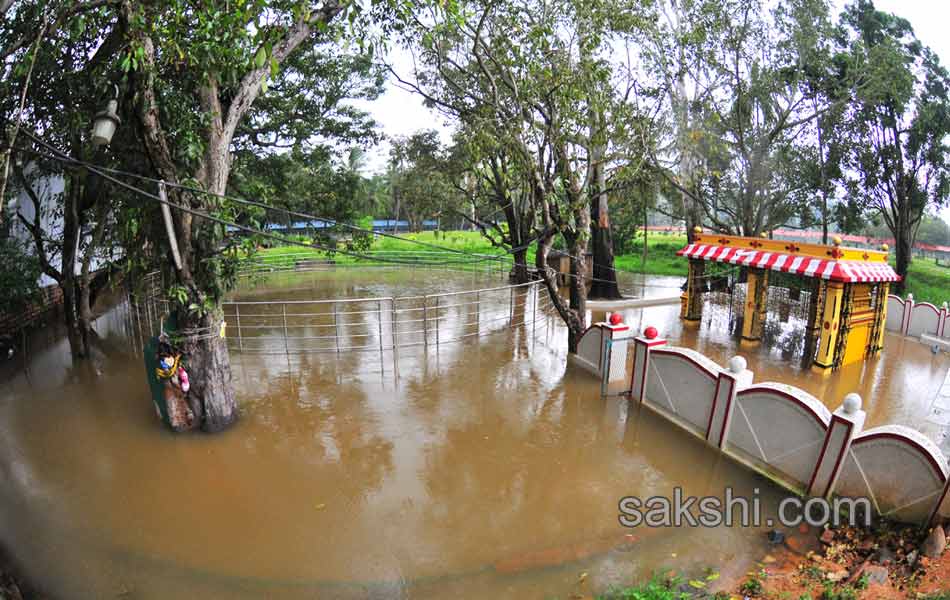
[0,268,945,599]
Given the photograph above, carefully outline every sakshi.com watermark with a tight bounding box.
[618,487,871,529]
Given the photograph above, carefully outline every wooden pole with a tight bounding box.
[158,182,183,271]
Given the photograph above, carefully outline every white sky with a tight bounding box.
[357,0,950,221]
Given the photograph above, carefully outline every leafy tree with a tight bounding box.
[230,146,372,248]
[838,0,950,290]
[114,0,445,431]
[388,129,461,232]
[637,0,736,242]
[0,1,127,359]
[0,215,40,317]
[915,215,950,247]
[449,125,537,283]
[398,0,652,349]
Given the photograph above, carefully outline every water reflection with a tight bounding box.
[0,270,942,599]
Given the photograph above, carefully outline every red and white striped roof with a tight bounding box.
[677,243,901,283]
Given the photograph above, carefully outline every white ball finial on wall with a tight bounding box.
[842,393,862,414]
[728,356,747,373]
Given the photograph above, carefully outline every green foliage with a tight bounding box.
[596,573,691,600]
[838,0,950,280]
[916,215,950,246]
[899,259,950,305]
[0,224,41,316]
[739,569,765,596]
[389,129,463,231]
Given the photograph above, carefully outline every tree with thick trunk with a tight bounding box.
[452,140,536,284]
[588,105,621,299]
[838,2,950,293]
[120,1,347,431]
[395,0,653,347]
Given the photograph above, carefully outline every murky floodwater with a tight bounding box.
[0,269,945,599]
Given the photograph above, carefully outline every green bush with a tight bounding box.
[0,227,41,315]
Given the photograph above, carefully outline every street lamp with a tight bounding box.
[91,86,120,147]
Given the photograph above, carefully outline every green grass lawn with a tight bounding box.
[900,259,950,306]
[254,230,949,304]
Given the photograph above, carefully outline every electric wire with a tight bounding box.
[13,131,726,289]
[16,129,694,282]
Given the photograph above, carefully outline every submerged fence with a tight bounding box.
[221,280,558,373]
[238,249,515,278]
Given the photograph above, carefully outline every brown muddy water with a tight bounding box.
[0,268,945,599]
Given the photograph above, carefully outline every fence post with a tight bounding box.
[509,285,514,326]
[332,302,341,353]
[435,296,440,349]
[234,304,244,353]
[391,298,399,377]
[281,304,290,354]
[629,326,667,403]
[902,293,915,336]
[707,356,753,449]
[808,393,866,499]
[377,299,384,373]
[940,302,949,338]
[423,296,429,348]
[532,283,538,345]
[475,290,480,335]
[597,315,630,386]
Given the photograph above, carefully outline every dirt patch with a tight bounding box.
[734,523,950,599]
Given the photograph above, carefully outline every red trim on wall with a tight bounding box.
[851,432,947,484]
[914,302,940,316]
[929,478,950,525]
[806,414,855,498]
[706,377,723,440]
[822,418,855,498]
[651,348,718,381]
[718,380,736,447]
[736,386,830,429]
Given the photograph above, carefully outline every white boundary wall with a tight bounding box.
[571,325,950,525]
[886,294,950,340]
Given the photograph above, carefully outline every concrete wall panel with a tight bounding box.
[835,426,947,524]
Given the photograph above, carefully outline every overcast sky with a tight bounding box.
[355,0,950,221]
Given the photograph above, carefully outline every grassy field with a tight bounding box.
[255,230,948,304]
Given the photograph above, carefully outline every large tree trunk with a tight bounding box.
[589,197,621,299]
[178,311,237,432]
[511,247,530,284]
[684,190,703,243]
[62,280,86,358]
[534,234,586,353]
[122,0,346,434]
[894,226,912,295]
[588,106,621,300]
[566,232,589,353]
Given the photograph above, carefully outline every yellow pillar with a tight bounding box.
[814,281,845,368]
[874,282,889,352]
[741,268,768,340]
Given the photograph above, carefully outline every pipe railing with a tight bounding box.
[237,249,515,277]
[221,280,560,373]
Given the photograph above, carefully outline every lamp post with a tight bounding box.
[90,85,120,147]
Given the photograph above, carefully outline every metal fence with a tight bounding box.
[222,280,558,373]
[238,250,514,278]
[124,270,167,353]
